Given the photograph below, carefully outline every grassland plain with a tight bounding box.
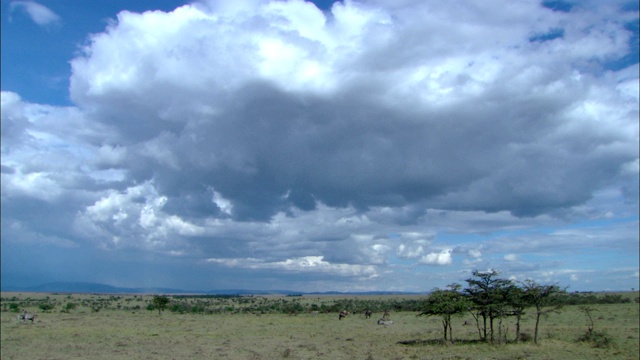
[1,292,638,359]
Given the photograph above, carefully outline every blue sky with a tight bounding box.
[1,0,638,292]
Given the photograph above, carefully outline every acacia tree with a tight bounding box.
[152,295,170,316]
[464,270,513,342]
[419,284,468,342]
[522,280,565,344]
[505,285,528,343]
[491,283,524,344]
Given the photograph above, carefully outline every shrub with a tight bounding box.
[170,304,187,313]
[191,306,205,314]
[39,303,55,312]
[518,332,532,342]
[577,330,615,348]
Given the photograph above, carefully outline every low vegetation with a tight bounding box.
[1,279,638,359]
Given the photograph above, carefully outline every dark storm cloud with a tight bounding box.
[1,0,637,291]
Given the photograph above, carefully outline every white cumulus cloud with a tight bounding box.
[420,250,453,266]
[207,255,378,278]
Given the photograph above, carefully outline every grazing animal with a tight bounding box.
[364,310,373,319]
[24,313,37,323]
[18,310,36,323]
[377,310,392,325]
[339,310,349,320]
[17,310,26,321]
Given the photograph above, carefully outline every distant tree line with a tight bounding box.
[1,281,634,328]
[550,292,632,305]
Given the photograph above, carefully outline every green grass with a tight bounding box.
[2,292,638,359]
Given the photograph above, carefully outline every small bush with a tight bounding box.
[39,303,55,312]
[577,330,616,349]
[518,332,532,342]
[170,304,187,313]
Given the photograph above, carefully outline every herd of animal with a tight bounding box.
[339,309,393,325]
[15,308,393,325]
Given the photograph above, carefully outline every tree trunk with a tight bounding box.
[515,314,521,343]
[497,317,507,344]
[443,320,448,341]
[471,311,483,341]
[534,311,541,344]
[483,314,488,341]
[489,310,495,342]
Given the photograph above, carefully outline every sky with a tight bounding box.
[1,0,638,293]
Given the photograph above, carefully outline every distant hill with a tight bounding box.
[7,282,190,294]
[1,281,424,295]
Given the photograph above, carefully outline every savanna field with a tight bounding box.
[1,292,638,360]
